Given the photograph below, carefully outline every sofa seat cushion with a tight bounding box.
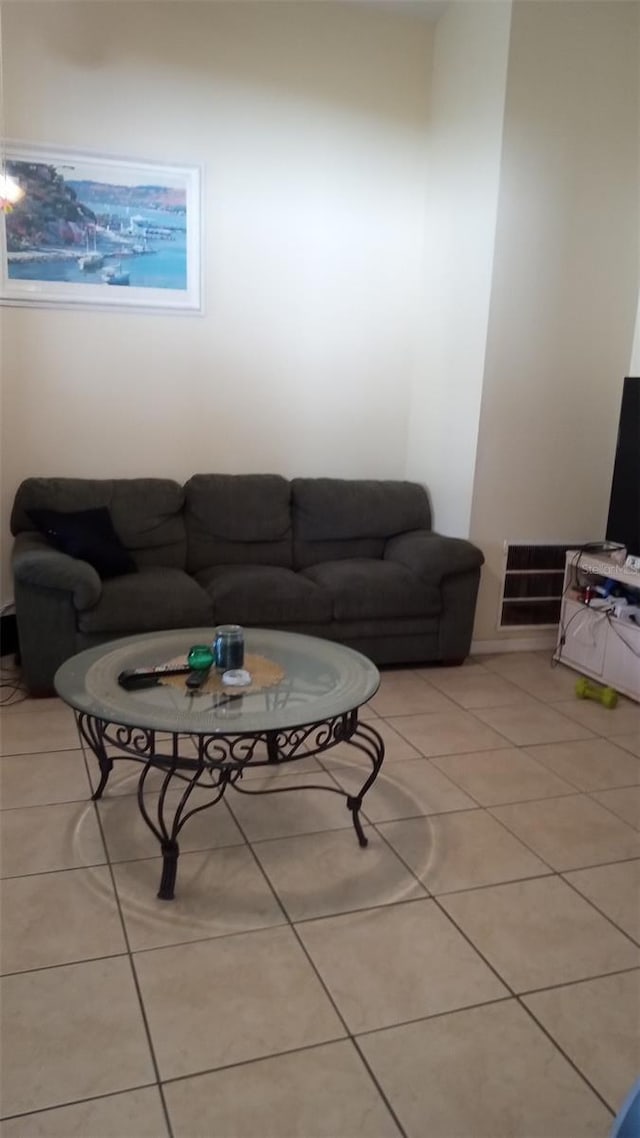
[78,568,212,635]
[300,560,440,621]
[195,565,332,625]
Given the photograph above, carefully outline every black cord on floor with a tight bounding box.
[0,660,27,706]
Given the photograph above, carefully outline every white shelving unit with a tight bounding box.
[554,551,640,703]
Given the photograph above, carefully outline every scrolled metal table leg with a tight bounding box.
[91,754,113,801]
[136,759,184,900]
[76,714,113,800]
[342,721,385,848]
[347,796,368,847]
[135,737,231,900]
[266,731,280,765]
[158,839,179,901]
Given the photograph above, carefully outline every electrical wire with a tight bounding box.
[0,663,27,706]
[553,541,628,668]
[606,612,640,659]
[554,548,590,667]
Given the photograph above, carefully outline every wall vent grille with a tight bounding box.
[499,543,574,629]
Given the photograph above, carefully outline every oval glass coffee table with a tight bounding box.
[55,628,384,900]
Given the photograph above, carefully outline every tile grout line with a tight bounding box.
[4,779,636,827]
[4,686,637,1127]
[139,1036,396,1091]
[485,790,640,944]
[377,659,569,706]
[77,741,176,1138]
[430,893,617,1119]
[515,963,640,999]
[0,888,635,1120]
[558,873,640,951]
[0,744,83,758]
[350,967,640,1038]
[517,998,619,1116]
[370,818,619,1118]
[342,727,640,884]
[583,785,640,832]
[5,860,639,980]
[382,671,638,747]
[0,1083,159,1126]
[407,671,559,710]
[224,797,410,1138]
[428,744,640,802]
[3,758,638,889]
[1,860,110,881]
[479,804,640,952]
[3,806,639,927]
[2,796,103,812]
[425,857,640,898]
[320,750,620,816]
[380,714,516,754]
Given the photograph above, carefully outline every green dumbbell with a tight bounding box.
[575,677,618,709]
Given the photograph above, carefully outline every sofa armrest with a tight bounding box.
[12,532,102,611]
[384,529,484,585]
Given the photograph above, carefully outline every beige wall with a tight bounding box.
[405,0,511,537]
[631,300,640,373]
[2,1,638,646]
[470,0,640,641]
[0,1,433,604]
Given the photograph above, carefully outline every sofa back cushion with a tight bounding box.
[184,474,293,571]
[292,478,431,568]
[11,478,187,570]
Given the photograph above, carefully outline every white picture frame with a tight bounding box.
[1,143,202,313]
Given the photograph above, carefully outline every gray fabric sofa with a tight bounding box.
[10,474,484,694]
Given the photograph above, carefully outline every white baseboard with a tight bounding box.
[471,633,557,655]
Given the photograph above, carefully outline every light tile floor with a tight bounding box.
[1,652,639,1137]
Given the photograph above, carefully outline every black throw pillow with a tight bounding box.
[27,506,137,580]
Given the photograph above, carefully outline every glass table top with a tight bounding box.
[54,628,380,736]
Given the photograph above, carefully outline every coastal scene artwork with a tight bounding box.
[0,145,201,311]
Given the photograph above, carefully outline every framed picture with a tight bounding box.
[0,144,202,313]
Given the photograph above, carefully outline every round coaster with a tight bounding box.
[222,669,252,686]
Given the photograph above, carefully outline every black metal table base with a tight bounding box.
[77,710,384,899]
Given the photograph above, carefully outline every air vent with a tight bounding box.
[499,543,574,629]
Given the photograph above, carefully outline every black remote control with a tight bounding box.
[186,667,211,691]
[118,664,191,692]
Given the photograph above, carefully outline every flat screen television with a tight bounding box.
[606,376,640,557]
